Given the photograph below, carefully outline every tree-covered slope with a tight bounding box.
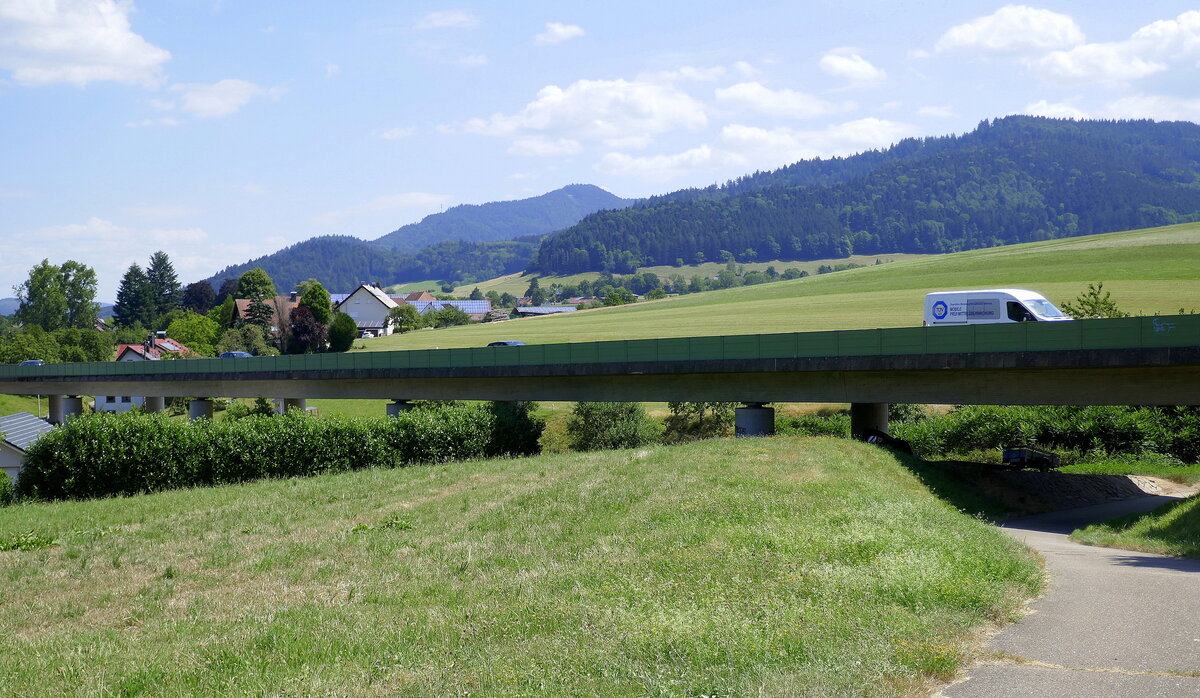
[203,235,536,293]
[372,183,631,253]
[532,117,1200,274]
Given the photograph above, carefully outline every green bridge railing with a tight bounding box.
[2,315,1197,380]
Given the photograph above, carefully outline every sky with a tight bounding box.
[2,1,1200,301]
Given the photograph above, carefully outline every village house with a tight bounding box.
[95,334,196,413]
[0,411,55,482]
[333,284,494,335]
[234,292,302,337]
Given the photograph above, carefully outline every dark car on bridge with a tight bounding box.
[487,340,526,347]
[219,351,254,358]
[18,359,44,366]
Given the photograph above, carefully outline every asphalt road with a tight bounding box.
[941,496,1200,698]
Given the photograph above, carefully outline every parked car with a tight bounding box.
[219,351,254,358]
[18,359,44,366]
[487,340,526,347]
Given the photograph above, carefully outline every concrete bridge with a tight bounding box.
[2,315,1197,436]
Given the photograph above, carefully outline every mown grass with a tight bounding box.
[1060,460,1200,485]
[365,222,1200,351]
[0,394,41,418]
[1071,495,1200,559]
[0,436,1040,696]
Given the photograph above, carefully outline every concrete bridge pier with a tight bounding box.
[143,396,166,413]
[735,402,775,437]
[281,398,307,414]
[850,402,889,439]
[189,398,214,421]
[387,399,414,417]
[48,395,84,424]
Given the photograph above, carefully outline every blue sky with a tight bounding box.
[2,1,1199,300]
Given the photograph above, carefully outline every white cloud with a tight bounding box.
[819,48,886,87]
[597,118,917,181]
[534,22,584,46]
[457,53,488,67]
[936,5,1084,54]
[125,116,180,127]
[733,61,758,78]
[464,78,707,148]
[597,146,724,181]
[714,82,844,119]
[122,204,199,220]
[171,79,286,118]
[378,126,415,140]
[325,63,340,79]
[0,0,171,86]
[643,65,726,83]
[1022,100,1089,119]
[416,10,478,29]
[508,136,582,157]
[242,182,267,195]
[1033,43,1165,86]
[314,192,453,229]
[1131,10,1200,55]
[1100,94,1200,121]
[917,105,958,118]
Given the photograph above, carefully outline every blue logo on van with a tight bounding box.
[932,301,948,320]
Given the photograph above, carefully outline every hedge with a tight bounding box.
[16,403,538,501]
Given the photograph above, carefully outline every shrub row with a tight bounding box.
[17,402,543,501]
[892,405,1200,463]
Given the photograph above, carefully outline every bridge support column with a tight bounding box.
[387,399,414,417]
[143,396,165,413]
[189,398,214,421]
[48,396,84,424]
[850,402,889,439]
[735,402,775,437]
[282,398,307,414]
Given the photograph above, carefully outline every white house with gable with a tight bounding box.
[334,284,399,337]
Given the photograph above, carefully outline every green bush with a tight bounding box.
[662,401,734,444]
[776,413,851,437]
[16,405,498,501]
[566,402,660,451]
[487,401,545,456]
[892,404,1200,463]
[0,475,14,506]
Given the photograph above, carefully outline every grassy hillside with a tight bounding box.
[450,253,930,297]
[364,222,1200,352]
[0,436,1040,695]
[0,394,43,418]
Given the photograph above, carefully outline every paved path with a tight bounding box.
[941,496,1200,697]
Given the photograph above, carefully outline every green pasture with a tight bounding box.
[0,394,43,419]
[0,436,1040,696]
[1072,495,1200,559]
[367,222,1200,352]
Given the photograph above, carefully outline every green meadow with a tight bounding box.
[0,436,1040,696]
[366,222,1200,352]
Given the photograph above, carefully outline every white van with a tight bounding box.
[924,289,1073,326]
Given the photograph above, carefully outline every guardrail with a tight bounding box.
[1,315,1196,379]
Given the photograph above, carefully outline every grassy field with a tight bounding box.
[366,222,1200,352]
[1071,496,1200,558]
[0,394,43,418]
[0,436,1041,696]
[448,253,930,298]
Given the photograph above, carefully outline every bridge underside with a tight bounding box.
[4,348,1198,406]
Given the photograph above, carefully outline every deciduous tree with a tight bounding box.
[13,259,67,331]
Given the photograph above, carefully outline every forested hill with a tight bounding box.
[203,236,536,293]
[532,117,1200,274]
[372,183,631,253]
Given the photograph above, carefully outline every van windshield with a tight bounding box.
[1025,299,1069,319]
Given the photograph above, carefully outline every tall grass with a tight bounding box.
[0,437,1041,696]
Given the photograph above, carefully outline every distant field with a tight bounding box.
[450,253,930,297]
[0,394,42,418]
[365,222,1200,352]
[384,280,442,294]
